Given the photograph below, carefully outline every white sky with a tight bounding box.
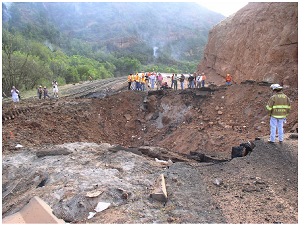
[195,1,249,17]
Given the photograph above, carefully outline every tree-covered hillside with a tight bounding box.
[2,2,225,96]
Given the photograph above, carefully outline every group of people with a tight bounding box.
[37,80,58,99]
[128,72,208,91]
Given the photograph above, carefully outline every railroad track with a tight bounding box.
[2,77,128,122]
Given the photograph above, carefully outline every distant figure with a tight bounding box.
[127,74,132,90]
[226,74,232,85]
[52,80,59,98]
[135,73,140,91]
[266,84,291,143]
[131,73,136,90]
[173,74,178,90]
[196,74,202,88]
[202,73,206,87]
[43,86,51,99]
[179,74,185,89]
[188,74,194,88]
[37,86,43,99]
[149,73,156,89]
[11,86,20,108]
[161,82,168,89]
[157,73,163,90]
[171,74,174,88]
[89,76,93,82]
[140,74,146,91]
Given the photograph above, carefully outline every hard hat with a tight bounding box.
[39,86,42,87]
[270,84,282,90]
[227,74,230,76]
[44,86,46,88]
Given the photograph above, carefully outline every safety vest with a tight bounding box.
[202,75,206,80]
[226,76,232,82]
[141,77,146,83]
[127,75,132,82]
[135,74,140,82]
[131,75,136,82]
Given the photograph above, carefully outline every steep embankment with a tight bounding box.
[197,2,298,88]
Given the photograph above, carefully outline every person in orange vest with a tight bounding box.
[226,74,232,85]
[135,73,140,91]
[127,74,132,90]
[202,73,206,87]
[131,73,136,90]
[140,74,146,91]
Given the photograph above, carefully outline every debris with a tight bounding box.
[150,174,168,202]
[87,212,96,219]
[95,202,110,212]
[85,190,103,198]
[15,144,23,148]
[213,178,223,186]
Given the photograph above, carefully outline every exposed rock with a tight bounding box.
[197,2,298,88]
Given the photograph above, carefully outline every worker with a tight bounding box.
[43,86,51,99]
[131,73,136,90]
[140,74,146,91]
[266,84,291,143]
[37,86,43,99]
[127,74,132,90]
[135,73,140,91]
[226,74,232,85]
[202,73,206,87]
[179,74,185,90]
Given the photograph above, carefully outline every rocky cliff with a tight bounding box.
[197,2,298,88]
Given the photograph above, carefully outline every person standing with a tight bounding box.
[43,86,51,99]
[145,71,149,87]
[37,86,43,99]
[188,74,194,88]
[140,74,146,91]
[266,84,291,143]
[135,73,140,91]
[196,74,202,88]
[52,80,59,98]
[89,76,93,82]
[11,86,20,108]
[149,72,156,89]
[226,74,232,85]
[179,74,185,89]
[202,73,206,87]
[157,73,163,90]
[171,74,174,88]
[131,73,136,90]
[127,74,132,90]
[173,73,178,90]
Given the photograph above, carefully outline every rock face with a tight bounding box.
[197,2,298,88]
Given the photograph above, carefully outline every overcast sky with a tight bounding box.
[196,1,249,17]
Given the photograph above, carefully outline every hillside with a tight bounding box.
[3,2,225,62]
[197,2,298,88]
